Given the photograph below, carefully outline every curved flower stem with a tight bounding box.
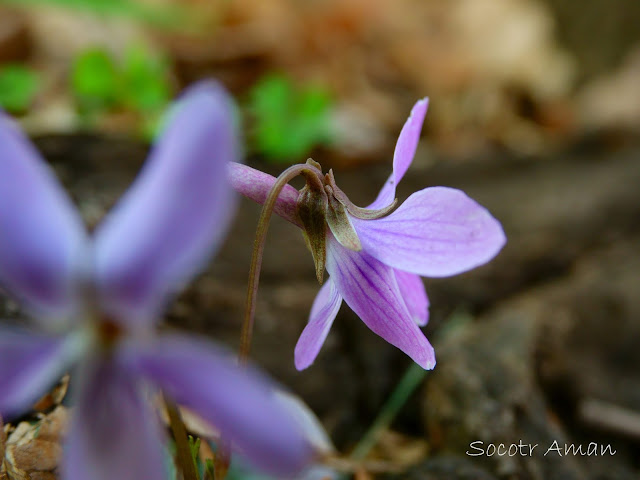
[239,163,321,364]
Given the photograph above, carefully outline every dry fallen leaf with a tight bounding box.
[3,407,68,480]
[374,430,429,467]
[1,415,6,480]
[33,375,69,413]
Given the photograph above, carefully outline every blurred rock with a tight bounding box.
[422,233,640,479]
[536,235,640,420]
[422,293,587,479]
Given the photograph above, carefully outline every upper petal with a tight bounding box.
[395,269,429,326]
[228,162,301,226]
[125,334,314,477]
[295,279,342,370]
[354,187,506,277]
[0,329,82,417]
[325,236,435,369]
[63,356,166,480]
[94,81,240,327]
[368,98,428,210]
[0,112,88,321]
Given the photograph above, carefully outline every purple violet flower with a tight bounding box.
[229,98,506,370]
[0,81,312,479]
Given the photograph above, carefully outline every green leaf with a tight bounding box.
[120,45,171,113]
[247,73,333,163]
[187,435,201,470]
[71,48,119,112]
[70,45,172,135]
[204,459,215,480]
[0,65,40,113]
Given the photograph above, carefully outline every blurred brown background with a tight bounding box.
[1,0,639,479]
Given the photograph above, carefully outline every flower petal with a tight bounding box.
[295,279,342,370]
[0,330,81,417]
[368,98,428,210]
[94,81,240,327]
[395,269,429,326]
[126,334,313,477]
[325,236,435,369]
[0,112,87,321]
[274,391,335,454]
[228,162,301,225]
[354,187,506,277]
[63,357,166,480]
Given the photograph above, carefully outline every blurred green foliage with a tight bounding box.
[121,46,171,114]
[0,0,191,29]
[247,73,333,164]
[72,49,119,111]
[0,65,40,113]
[71,45,172,138]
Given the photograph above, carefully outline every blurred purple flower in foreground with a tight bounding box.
[229,98,506,370]
[0,81,311,479]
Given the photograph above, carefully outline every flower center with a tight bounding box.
[95,317,125,351]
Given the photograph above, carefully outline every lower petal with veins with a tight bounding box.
[325,236,435,369]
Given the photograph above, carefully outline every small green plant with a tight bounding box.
[182,435,216,480]
[247,73,333,163]
[72,49,119,112]
[188,436,202,476]
[121,45,171,114]
[0,64,40,113]
[71,45,172,138]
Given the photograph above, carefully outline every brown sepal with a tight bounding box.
[296,183,329,284]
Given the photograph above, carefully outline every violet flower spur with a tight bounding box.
[0,81,312,479]
[228,98,506,371]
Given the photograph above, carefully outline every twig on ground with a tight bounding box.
[579,397,640,441]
